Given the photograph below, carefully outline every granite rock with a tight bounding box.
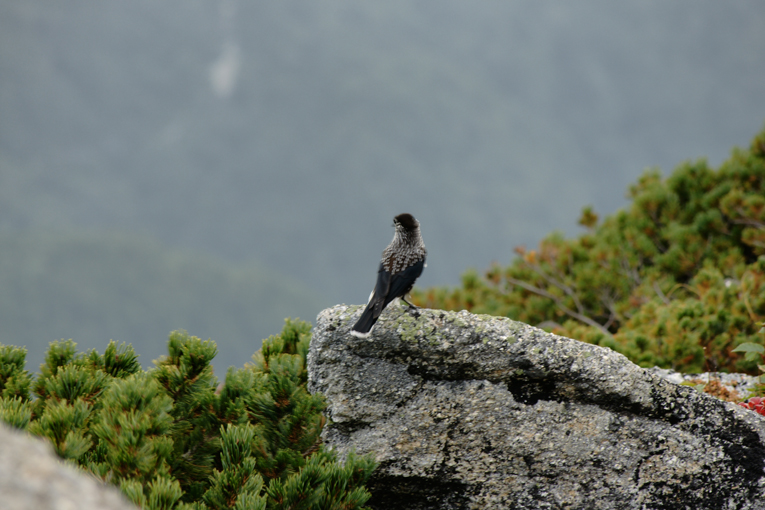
[308,305,765,510]
[0,424,136,510]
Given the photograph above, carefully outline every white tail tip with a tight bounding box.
[350,330,371,339]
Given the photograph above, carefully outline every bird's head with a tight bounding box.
[393,213,419,231]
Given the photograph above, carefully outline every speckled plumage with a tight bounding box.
[351,213,427,338]
[382,216,427,274]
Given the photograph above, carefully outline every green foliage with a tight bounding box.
[0,396,32,429]
[0,320,376,510]
[236,319,325,484]
[0,344,31,399]
[97,341,143,378]
[732,339,765,363]
[202,424,266,510]
[266,450,376,510]
[415,126,765,373]
[121,477,185,510]
[89,372,175,482]
[733,323,765,394]
[154,331,221,498]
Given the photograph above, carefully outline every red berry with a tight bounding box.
[739,398,765,415]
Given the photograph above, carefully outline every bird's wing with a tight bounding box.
[385,257,426,307]
[371,262,392,318]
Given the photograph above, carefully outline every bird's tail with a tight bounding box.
[351,299,382,338]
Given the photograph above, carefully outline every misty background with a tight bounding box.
[1,0,764,374]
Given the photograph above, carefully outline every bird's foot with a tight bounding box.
[400,298,420,317]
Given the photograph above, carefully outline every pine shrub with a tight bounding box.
[0,319,376,509]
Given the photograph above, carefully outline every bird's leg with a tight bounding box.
[399,296,420,318]
[400,296,418,310]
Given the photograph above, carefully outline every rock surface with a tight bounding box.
[308,305,765,510]
[0,424,136,510]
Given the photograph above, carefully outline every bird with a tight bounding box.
[351,213,427,338]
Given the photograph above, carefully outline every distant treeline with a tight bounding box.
[0,229,323,373]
